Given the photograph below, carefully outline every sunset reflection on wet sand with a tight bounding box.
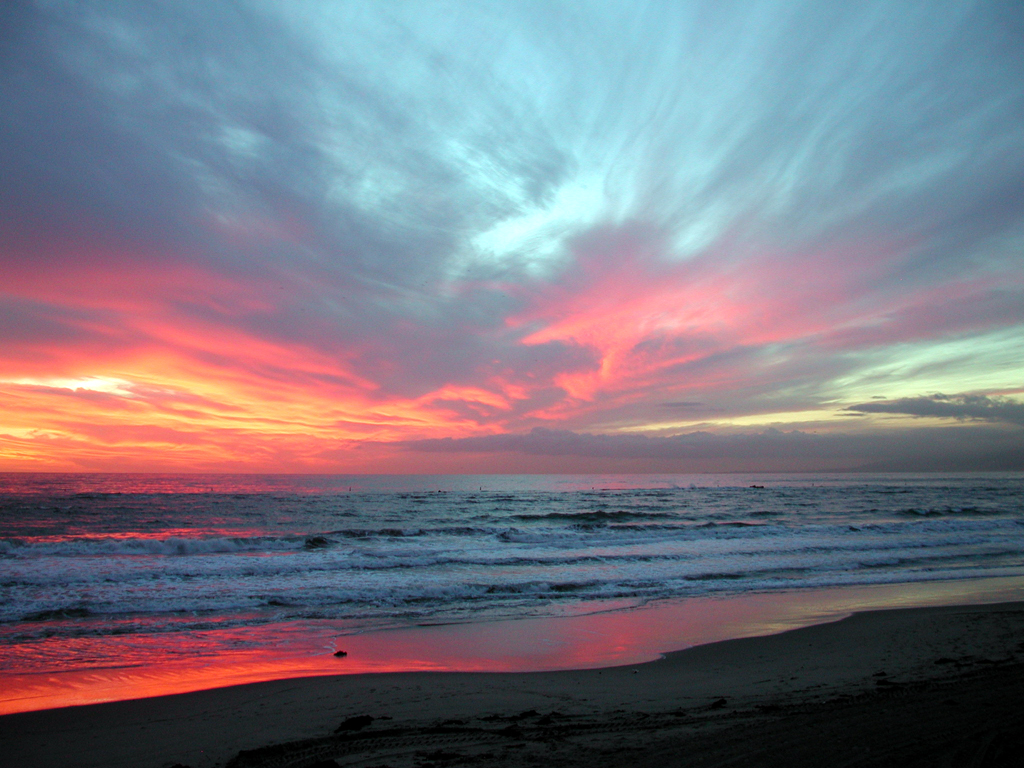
[4,575,1022,715]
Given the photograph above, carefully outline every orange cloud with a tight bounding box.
[1,220,1020,472]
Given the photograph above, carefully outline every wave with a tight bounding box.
[0,526,512,558]
[0,535,301,557]
[512,510,677,522]
[3,513,1020,561]
[13,554,1024,628]
[1,480,1023,672]
[895,507,1008,517]
[21,606,93,621]
[327,528,425,538]
[7,543,1024,630]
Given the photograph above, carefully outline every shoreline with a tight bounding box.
[3,596,1024,767]
[2,574,1024,717]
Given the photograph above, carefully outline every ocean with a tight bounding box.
[2,472,1023,711]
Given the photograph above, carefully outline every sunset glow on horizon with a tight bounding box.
[2,1,1023,473]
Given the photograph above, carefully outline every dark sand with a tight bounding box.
[3,601,1023,768]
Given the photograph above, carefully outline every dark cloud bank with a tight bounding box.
[847,394,1024,427]
[405,420,1024,473]
[403,394,1024,471]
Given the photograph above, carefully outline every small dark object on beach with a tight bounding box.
[333,650,348,657]
[750,484,765,489]
[335,715,374,732]
[709,698,728,709]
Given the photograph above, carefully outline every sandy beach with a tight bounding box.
[3,599,1023,768]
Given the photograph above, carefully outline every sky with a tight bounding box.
[1,0,1023,473]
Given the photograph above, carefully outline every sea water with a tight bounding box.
[1,472,1023,709]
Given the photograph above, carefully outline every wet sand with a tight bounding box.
[3,600,1023,767]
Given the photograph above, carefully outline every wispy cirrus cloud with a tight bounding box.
[2,0,1024,470]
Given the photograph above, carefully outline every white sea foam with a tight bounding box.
[1,473,1022,649]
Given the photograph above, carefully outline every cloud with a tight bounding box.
[2,1,1024,470]
[847,394,1024,426]
[402,425,1024,472]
